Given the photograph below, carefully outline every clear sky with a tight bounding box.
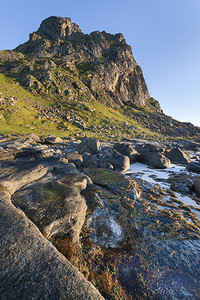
[1,0,200,126]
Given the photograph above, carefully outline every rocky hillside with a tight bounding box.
[0,16,199,141]
[15,16,150,107]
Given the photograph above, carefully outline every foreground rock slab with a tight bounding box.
[0,148,104,299]
[0,198,103,299]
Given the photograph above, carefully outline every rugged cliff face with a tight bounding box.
[15,16,150,107]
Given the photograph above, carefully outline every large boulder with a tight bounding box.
[194,176,200,195]
[12,174,88,242]
[82,153,100,168]
[0,196,103,300]
[83,168,139,200]
[65,152,83,168]
[24,133,41,143]
[108,149,130,172]
[187,161,200,173]
[113,143,139,163]
[77,137,100,154]
[0,164,48,195]
[53,163,79,174]
[138,152,171,169]
[137,143,165,154]
[164,147,190,163]
[0,140,103,299]
[45,135,64,144]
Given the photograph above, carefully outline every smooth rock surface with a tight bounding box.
[164,147,190,163]
[0,199,103,300]
[77,137,101,154]
[138,152,171,169]
[113,142,139,163]
[108,149,130,172]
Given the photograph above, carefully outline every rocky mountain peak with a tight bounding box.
[13,16,153,107]
[30,16,83,41]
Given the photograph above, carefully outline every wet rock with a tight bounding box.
[170,184,190,194]
[187,161,200,173]
[138,152,170,169]
[77,137,101,154]
[168,173,194,194]
[164,147,190,163]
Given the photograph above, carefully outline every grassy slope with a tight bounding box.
[0,50,199,141]
[0,72,157,140]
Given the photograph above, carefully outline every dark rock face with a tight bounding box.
[137,143,165,154]
[15,16,150,107]
[108,149,130,172]
[194,176,200,195]
[138,152,171,169]
[164,147,190,163]
[113,142,139,163]
[187,161,200,173]
[33,16,83,41]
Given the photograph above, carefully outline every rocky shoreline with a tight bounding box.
[0,133,200,299]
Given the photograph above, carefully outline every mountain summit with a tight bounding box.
[15,16,150,107]
[30,16,83,41]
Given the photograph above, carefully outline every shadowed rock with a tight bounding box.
[194,176,200,195]
[187,161,200,173]
[138,152,170,169]
[113,142,139,163]
[164,147,190,163]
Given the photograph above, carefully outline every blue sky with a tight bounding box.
[1,0,200,126]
